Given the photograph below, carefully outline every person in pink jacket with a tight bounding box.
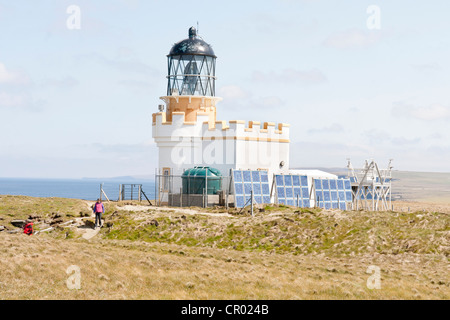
[93,199,104,229]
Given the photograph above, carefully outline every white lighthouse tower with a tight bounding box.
[152,28,291,194]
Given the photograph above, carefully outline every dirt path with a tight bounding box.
[81,227,100,240]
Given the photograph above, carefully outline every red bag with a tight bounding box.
[24,223,34,236]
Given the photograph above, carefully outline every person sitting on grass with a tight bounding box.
[23,220,34,236]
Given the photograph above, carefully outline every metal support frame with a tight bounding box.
[347,159,393,211]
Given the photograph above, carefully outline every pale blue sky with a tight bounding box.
[1,0,449,178]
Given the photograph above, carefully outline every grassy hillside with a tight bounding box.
[0,196,449,300]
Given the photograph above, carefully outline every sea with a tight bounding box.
[0,178,156,201]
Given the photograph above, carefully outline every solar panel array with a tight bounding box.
[314,178,352,210]
[275,174,310,207]
[232,170,271,208]
[232,171,355,210]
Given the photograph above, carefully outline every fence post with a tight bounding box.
[154,169,157,206]
[225,177,229,209]
[203,188,206,208]
[205,175,208,208]
[251,190,254,217]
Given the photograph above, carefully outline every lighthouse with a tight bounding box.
[152,27,291,202]
[151,28,386,211]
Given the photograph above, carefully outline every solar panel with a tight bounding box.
[232,169,272,208]
[315,179,322,189]
[314,178,352,210]
[302,187,309,199]
[235,183,243,195]
[275,174,310,208]
[277,187,285,198]
[323,190,331,201]
[276,175,284,186]
[244,183,252,195]
[286,186,293,198]
[301,176,308,186]
[262,183,270,195]
[346,191,353,201]
[252,171,260,183]
[284,175,292,186]
[261,171,269,182]
[331,191,338,201]
[233,170,243,183]
[344,178,356,190]
[253,183,261,195]
[330,180,337,190]
[235,196,245,208]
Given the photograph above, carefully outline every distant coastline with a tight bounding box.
[0,178,156,201]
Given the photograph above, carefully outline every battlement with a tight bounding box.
[202,120,289,143]
[153,112,290,143]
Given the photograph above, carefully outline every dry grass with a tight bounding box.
[0,196,449,300]
[1,234,448,300]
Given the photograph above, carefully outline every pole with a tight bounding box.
[205,173,208,208]
[203,188,206,208]
[225,177,229,209]
[251,190,254,217]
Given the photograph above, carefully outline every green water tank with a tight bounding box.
[182,167,222,195]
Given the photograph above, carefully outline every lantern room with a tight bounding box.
[167,27,217,97]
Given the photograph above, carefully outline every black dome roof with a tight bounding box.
[168,27,216,58]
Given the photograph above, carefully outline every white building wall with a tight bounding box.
[152,112,291,189]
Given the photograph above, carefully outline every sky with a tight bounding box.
[1,0,450,179]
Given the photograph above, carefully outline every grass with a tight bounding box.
[0,195,449,300]
[101,208,449,257]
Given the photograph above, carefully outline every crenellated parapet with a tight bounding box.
[201,120,290,143]
[153,112,290,143]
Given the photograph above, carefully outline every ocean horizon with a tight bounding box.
[0,177,156,201]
